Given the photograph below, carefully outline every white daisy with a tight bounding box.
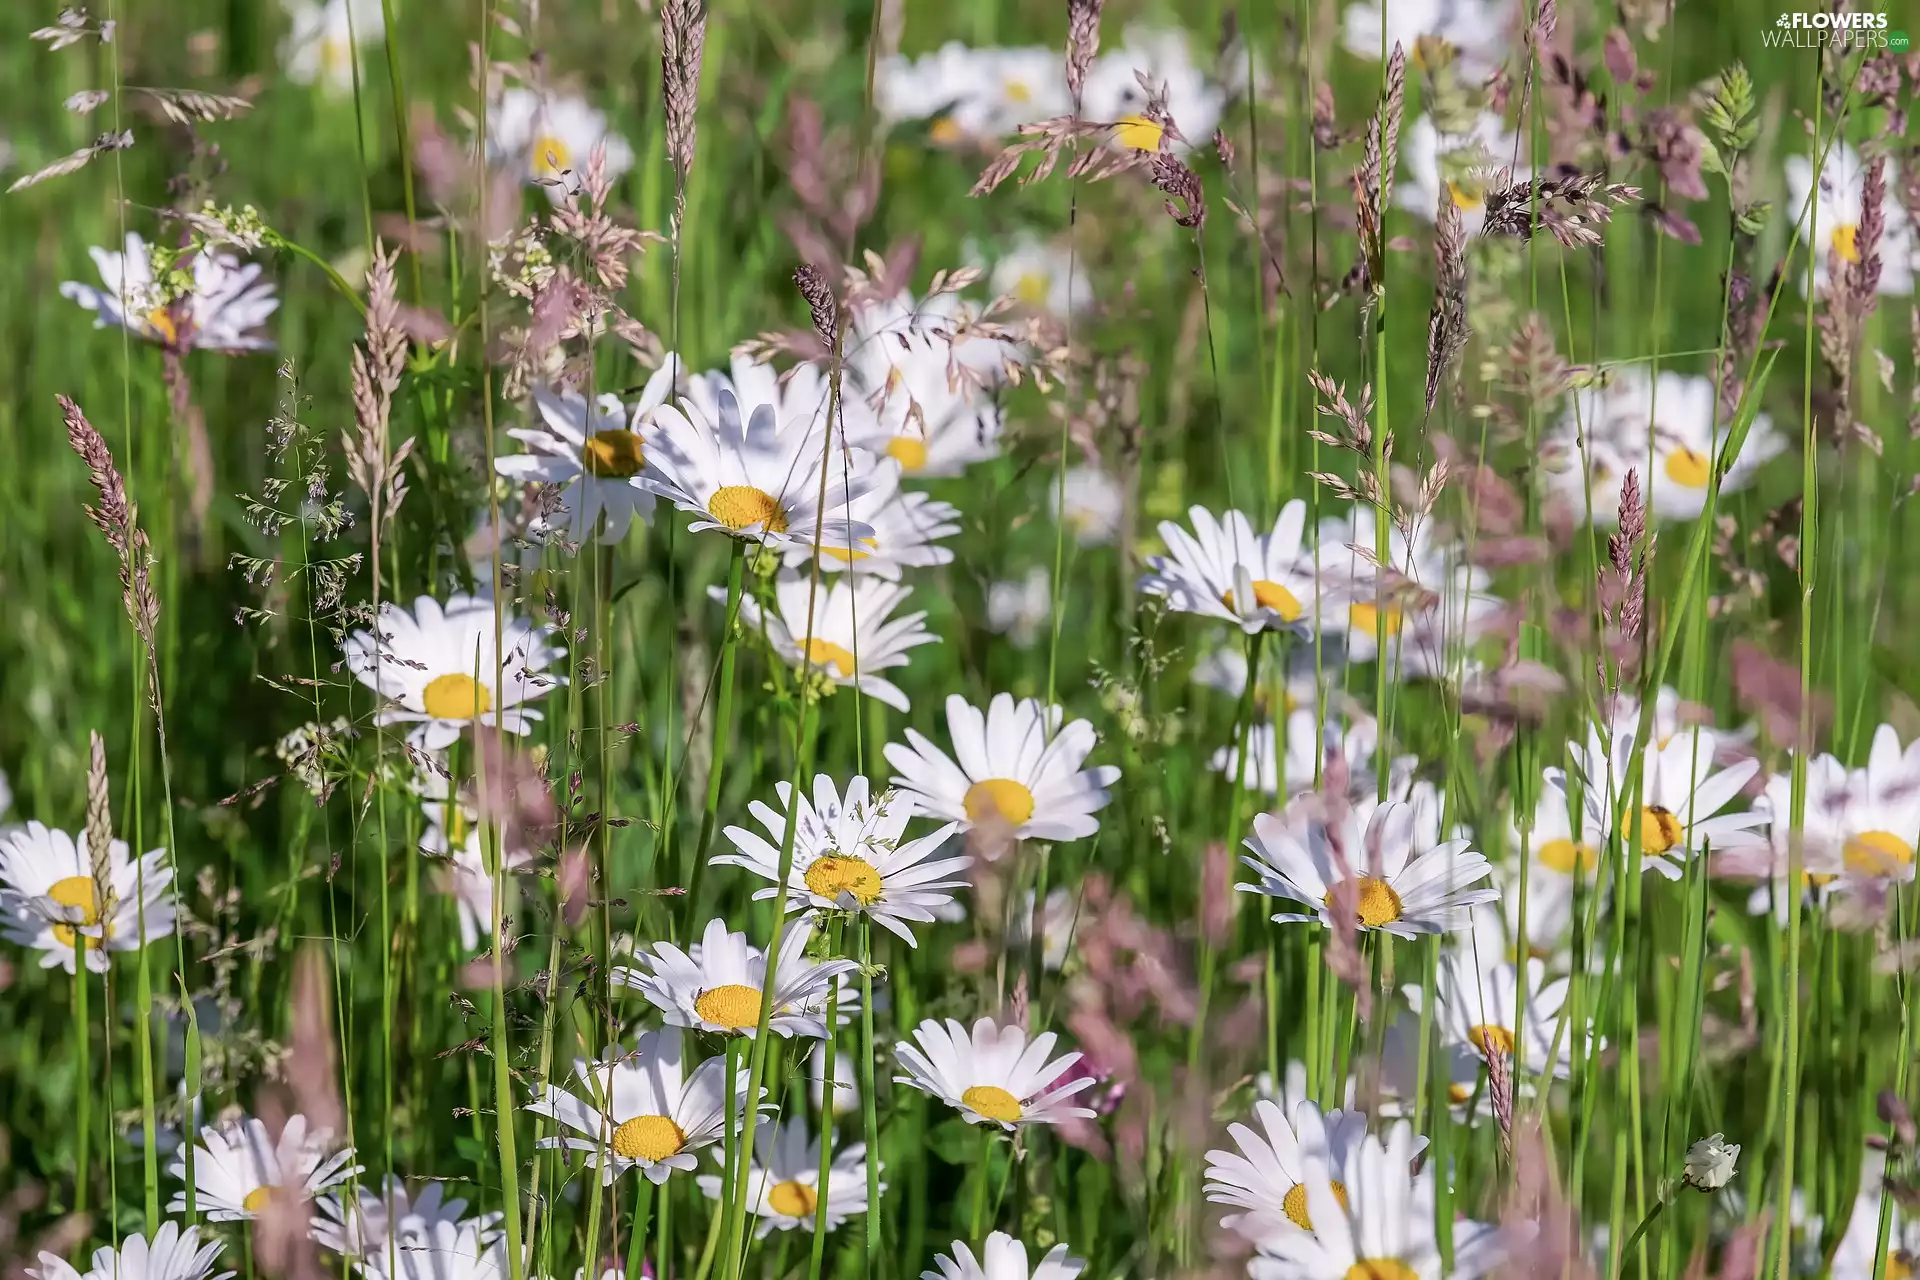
[27,1222,230,1280]
[1404,939,1582,1080]
[443,832,536,953]
[986,568,1051,649]
[783,461,961,580]
[1785,141,1915,296]
[922,1233,1085,1280]
[1245,1121,1507,1279]
[896,1017,1096,1130]
[0,820,175,975]
[1339,0,1511,72]
[1374,1013,1484,1119]
[1313,507,1502,678]
[487,88,634,200]
[877,45,1069,143]
[722,573,937,713]
[612,916,858,1040]
[1205,1100,1373,1247]
[1083,25,1228,153]
[527,1026,750,1185]
[884,693,1121,842]
[62,232,278,352]
[1240,797,1499,939]
[1830,1151,1920,1278]
[1006,886,1077,971]
[988,232,1091,318]
[681,354,841,440]
[716,774,968,946]
[1500,773,1608,961]
[166,1113,362,1222]
[1140,502,1323,634]
[1560,721,1767,879]
[842,291,1017,478]
[279,0,383,94]
[1051,465,1125,547]
[694,1114,874,1236]
[810,1040,860,1119]
[314,1177,500,1265]
[341,594,565,751]
[1758,724,1920,879]
[1397,113,1520,232]
[1210,710,1380,797]
[1193,646,1329,719]
[493,366,673,545]
[1540,368,1786,524]
[342,1217,509,1280]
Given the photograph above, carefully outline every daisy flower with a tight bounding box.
[1241,798,1499,939]
[1205,1100,1372,1246]
[1006,886,1077,971]
[1210,710,1380,797]
[1083,25,1229,153]
[1756,724,1920,880]
[1051,465,1125,547]
[1785,141,1915,296]
[876,45,1069,143]
[778,461,962,581]
[527,1027,750,1185]
[62,232,278,352]
[493,367,674,545]
[715,774,969,946]
[694,1114,875,1237]
[1193,646,1328,720]
[1559,722,1767,879]
[1245,1121,1508,1279]
[884,693,1121,842]
[343,1218,509,1280]
[988,232,1091,318]
[280,0,383,94]
[443,835,536,953]
[842,291,1017,477]
[1397,113,1519,232]
[1376,1013,1484,1119]
[722,573,937,712]
[986,568,1051,648]
[27,1223,230,1280]
[0,821,175,975]
[314,1177,499,1264]
[922,1233,1086,1280]
[894,1016,1098,1130]
[1140,502,1323,634]
[810,1040,860,1119]
[1830,1151,1920,1277]
[1405,939,1582,1080]
[612,917,858,1040]
[487,87,634,200]
[681,353,839,440]
[1339,0,1511,72]
[1500,772,1608,959]
[1313,507,1503,678]
[167,1113,362,1222]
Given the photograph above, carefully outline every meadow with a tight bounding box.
[0,0,1915,1277]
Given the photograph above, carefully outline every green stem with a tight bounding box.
[686,542,747,919]
[808,917,845,1279]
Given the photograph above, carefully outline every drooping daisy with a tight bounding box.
[716,774,968,946]
[1205,1100,1372,1247]
[494,366,675,545]
[1006,886,1077,971]
[1374,1013,1484,1119]
[986,568,1051,649]
[27,1222,231,1280]
[1210,710,1380,797]
[694,1114,874,1236]
[922,1233,1086,1280]
[62,232,278,353]
[1340,0,1511,72]
[1051,465,1125,547]
[1404,938,1582,1080]
[1498,772,1609,962]
[612,917,858,1040]
[527,1027,751,1185]
[1540,368,1787,524]
[1785,141,1915,296]
[487,87,634,200]
[842,291,1017,478]
[894,1017,1098,1130]
[279,0,383,95]
[167,1113,362,1222]
[1193,646,1329,721]
[885,693,1121,841]
[0,820,175,975]
[1559,722,1767,879]
[722,573,936,712]
[988,232,1091,318]
[1245,1121,1508,1279]
[1397,113,1519,232]
[1241,797,1499,939]
[443,834,537,953]
[1313,506,1503,678]
[342,594,564,751]
[314,1177,500,1265]
[782,461,962,580]
[876,45,1069,143]
[1757,724,1920,880]
[1140,502,1323,634]
[1083,25,1228,153]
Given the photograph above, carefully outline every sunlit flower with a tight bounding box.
[988,233,1091,318]
[894,1017,1097,1130]
[342,594,565,751]
[1205,1099,1372,1247]
[1785,141,1915,296]
[885,693,1121,841]
[27,1222,230,1280]
[494,367,674,545]
[782,461,962,580]
[1140,502,1324,634]
[166,1113,362,1222]
[1051,465,1125,547]
[716,774,968,946]
[877,45,1068,143]
[442,832,536,953]
[1375,1013,1483,1119]
[1683,1134,1740,1191]
[1497,775,1609,962]
[1405,940,1581,1080]
[694,1114,875,1236]
[1241,797,1498,939]
[62,232,278,352]
[1397,113,1519,231]
[842,291,1017,477]
[488,88,633,200]
[0,820,175,975]
[280,0,383,94]
[314,1177,501,1268]
[612,916,858,1040]
[527,1027,751,1185]
[1757,724,1920,882]
[722,573,937,712]
[922,1232,1085,1280]
[986,568,1051,649]
[1340,0,1510,72]
[1560,722,1767,879]
[1313,506,1502,678]
[1210,710,1380,797]
[1083,26,1229,153]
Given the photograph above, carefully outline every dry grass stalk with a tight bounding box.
[1066,0,1105,111]
[794,263,838,347]
[346,241,414,543]
[661,0,709,230]
[1481,173,1640,247]
[61,395,160,650]
[128,85,253,124]
[85,731,115,919]
[1379,44,1407,218]
[1818,155,1887,450]
[7,130,133,193]
[1425,192,1470,419]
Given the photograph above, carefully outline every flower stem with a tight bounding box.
[808,916,845,1280]
[686,540,746,922]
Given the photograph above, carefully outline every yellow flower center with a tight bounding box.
[885,435,929,472]
[1844,829,1916,876]
[581,428,644,478]
[146,307,179,345]
[1221,580,1304,622]
[802,638,860,679]
[1833,222,1860,264]
[767,1179,818,1218]
[804,855,884,907]
[1468,1023,1516,1057]
[1281,1180,1350,1230]
[693,983,764,1031]
[611,1114,686,1162]
[963,778,1036,828]
[821,537,880,564]
[1889,1253,1915,1280]
[1447,179,1485,211]
[422,673,492,721]
[1013,271,1052,307]
[1114,114,1164,151]
[242,1186,274,1214]
[1663,447,1712,489]
[319,35,351,75]
[961,1084,1024,1124]
[1447,1081,1475,1104]
[49,876,102,926]
[1345,1262,1420,1280]
[928,115,963,144]
[1323,876,1403,928]
[708,485,789,534]
[1003,79,1034,104]
[530,133,573,178]
[1537,838,1598,875]
[445,805,470,849]
[1638,805,1684,856]
[1348,601,1404,636]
